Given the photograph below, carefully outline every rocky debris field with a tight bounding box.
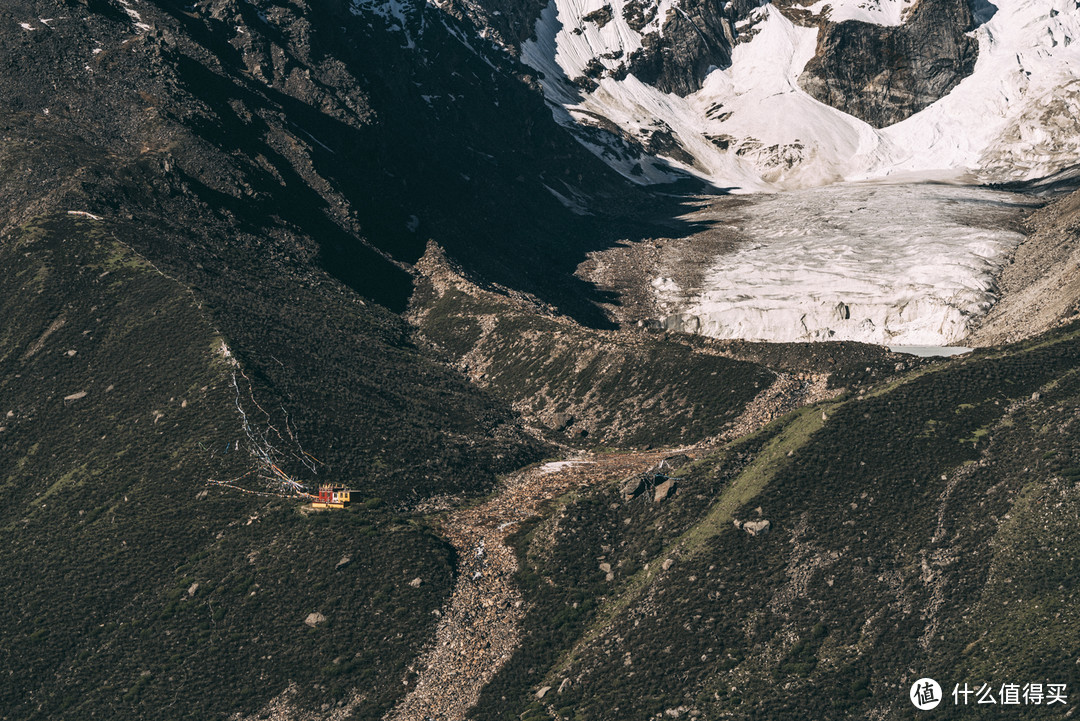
[386,450,691,721]
[966,187,1080,346]
[717,371,837,442]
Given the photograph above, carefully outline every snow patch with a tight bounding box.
[537,459,593,474]
[118,0,151,31]
[543,183,591,215]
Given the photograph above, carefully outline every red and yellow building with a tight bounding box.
[311,485,352,509]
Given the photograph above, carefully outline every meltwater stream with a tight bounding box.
[652,183,1038,347]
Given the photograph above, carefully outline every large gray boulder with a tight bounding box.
[734,519,771,537]
[654,478,677,503]
[621,475,646,501]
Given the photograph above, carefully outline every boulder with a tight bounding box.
[558,678,572,693]
[304,612,327,627]
[736,519,771,537]
[536,686,552,699]
[621,475,646,501]
[662,558,675,571]
[548,413,574,432]
[654,478,676,502]
[408,577,422,588]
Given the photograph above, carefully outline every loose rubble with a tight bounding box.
[385,450,686,721]
[716,372,837,442]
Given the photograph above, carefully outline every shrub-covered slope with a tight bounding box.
[412,247,777,448]
[475,324,1080,720]
[0,217,466,720]
[1,0,565,503]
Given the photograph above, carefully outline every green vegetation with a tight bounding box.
[470,317,1080,720]
[0,218,454,720]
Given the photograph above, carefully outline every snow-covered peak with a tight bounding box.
[522,0,1080,191]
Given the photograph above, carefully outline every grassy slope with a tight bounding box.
[0,216,454,720]
[473,325,1080,721]
[413,277,777,449]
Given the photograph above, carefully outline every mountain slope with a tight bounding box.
[0,216,462,720]
[0,0,619,717]
[2,0,1080,719]
[471,324,1080,720]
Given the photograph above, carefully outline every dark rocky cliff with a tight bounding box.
[620,0,737,95]
[796,0,978,128]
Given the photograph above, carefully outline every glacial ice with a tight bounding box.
[653,184,1033,346]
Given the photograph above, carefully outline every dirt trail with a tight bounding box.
[385,450,682,721]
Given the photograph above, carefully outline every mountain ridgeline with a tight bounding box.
[0,0,1079,720]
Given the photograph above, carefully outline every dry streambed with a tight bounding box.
[385,451,683,721]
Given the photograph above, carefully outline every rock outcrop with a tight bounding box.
[654,478,677,502]
[797,0,978,128]
[734,519,771,536]
[621,475,647,500]
[619,0,736,95]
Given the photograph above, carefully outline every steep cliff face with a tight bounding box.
[522,0,744,97]
[797,0,978,128]
[618,0,736,95]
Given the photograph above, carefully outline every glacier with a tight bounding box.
[519,0,1078,346]
[651,183,1034,345]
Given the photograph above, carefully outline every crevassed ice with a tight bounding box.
[654,184,1032,346]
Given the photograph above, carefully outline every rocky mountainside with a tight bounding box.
[471,323,1080,721]
[517,0,1080,189]
[2,0,1080,720]
[797,0,978,128]
[0,0,659,717]
[967,187,1080,346]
